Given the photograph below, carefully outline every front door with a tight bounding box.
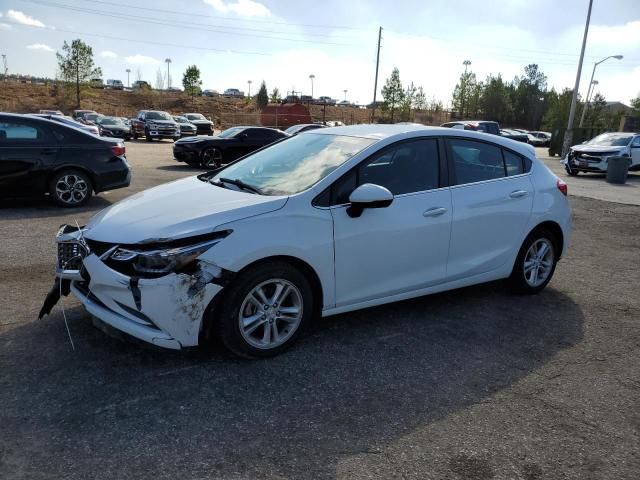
[330,138,452,307]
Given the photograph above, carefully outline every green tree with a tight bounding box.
[381,67,404,122]
[631,95,640,115]
[56,39,102,107]
[182,65,202,104]
[256,81,269,110]
[270,87,281,103]
[542,88,574,130]
[400,82,417,121]
[479,74,511,123]
[512,64,548,129]
[451,71,477,118]
[413,86,427,111]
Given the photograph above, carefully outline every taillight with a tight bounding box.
[111,144,126,157]
[556,178,568,196]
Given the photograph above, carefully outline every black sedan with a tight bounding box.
[0,113,131,207]
[284,123,327,135]
[500,129,529,144]
[173,126,289,167]
[173,116,197,137]
[182,113,214,135]
[96,116,132,140]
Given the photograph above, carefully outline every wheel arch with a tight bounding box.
[527,220,564,259]
[199,254,324,344]
[47,165,98,193]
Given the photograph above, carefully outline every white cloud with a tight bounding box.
[27,43,54,52]
[203,0,270,17]
[125,54,161,65]
[7,9,45,27]
[100,51,118,59]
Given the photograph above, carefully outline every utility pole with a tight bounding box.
[309,74,315,99]
[343,89,348,101]
[248,80,252,98]
[126,68,131,88]
[371,26,382,123]
[1,54,7,81]
[562,0,593,157]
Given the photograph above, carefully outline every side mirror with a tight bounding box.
[347,183,393,218]
[238,133,248,141]
[582,141,588,144]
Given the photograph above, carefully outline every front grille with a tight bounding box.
[57,241,88,271]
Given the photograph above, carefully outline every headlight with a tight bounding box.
[149,123,158,129]
[109,232,231,276]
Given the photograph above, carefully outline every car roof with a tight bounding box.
[310,123,536,157]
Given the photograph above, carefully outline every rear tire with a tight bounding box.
[565,165,578,176]
[213,262,314,358]
[201,147,223,168]
[49,169,93,208]
[508,227,558,294]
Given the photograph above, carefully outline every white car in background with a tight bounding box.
[563,132,640,175]
[43,125,572,357]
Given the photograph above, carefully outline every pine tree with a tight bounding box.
[381,68,404,123]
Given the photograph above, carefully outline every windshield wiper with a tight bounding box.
[213,177,263,195]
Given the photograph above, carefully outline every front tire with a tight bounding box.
[49,169,93,207]
[565,165,579,176]
[201,147,223,168]
[214,262,314,358]
[508,228,558,294]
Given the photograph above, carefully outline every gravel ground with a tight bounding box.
[1,141,639,479]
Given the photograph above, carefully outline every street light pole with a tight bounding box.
[562,0,593,158]
[343,89,348,101]
[165,58,171,89]
[248,80,252,98]
[578,54,623,127]
[460,59,471,119]
[126,68,130,88]
[309,74,315,99]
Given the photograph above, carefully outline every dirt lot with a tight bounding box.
[1,142,639,479]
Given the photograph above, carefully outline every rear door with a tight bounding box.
[0,119,59,196]
[630,135,640,168]
[445,137,534,280]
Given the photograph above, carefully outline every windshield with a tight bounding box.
[212,133,376,196]
[174,116,188,123]
[586,133,633,147]
[146,111,172,121]
[186,114,206,120]
[98,118,122,125]
[217,127,246,138]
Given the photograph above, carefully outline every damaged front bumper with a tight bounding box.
[40,226,229,349]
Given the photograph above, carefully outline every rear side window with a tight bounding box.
[503,150,525,176]
[0,121,52,143]
[449,139,505,184]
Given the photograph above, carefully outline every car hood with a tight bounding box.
[572,144,626,153]
[101,124,127,130]
[188,119,212,125]
[146,120,177,126]
[84,176,287,244]
[176,135,227,144]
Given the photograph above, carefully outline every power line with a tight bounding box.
[27,0,370,31]
[5,20,273,56]
[26,0,368,47]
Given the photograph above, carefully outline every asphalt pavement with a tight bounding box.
[1,141,639,480]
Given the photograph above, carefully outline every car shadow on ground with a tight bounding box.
[0,282,584,479]
[0,195,114,220]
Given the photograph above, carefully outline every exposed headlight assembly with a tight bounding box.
[110,231,231,276]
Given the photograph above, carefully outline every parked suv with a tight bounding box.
[223,88,244,98]
[562,132,640,175]
[106,79,124,90]
[131,110,180,142]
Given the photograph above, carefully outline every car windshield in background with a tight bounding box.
[146,111,172,121]
[174,116,189,123]
[217,127,246,138]
[212,133,376,196]
[186,114,206,120]
[99,118,122,125]
[587,133,634,147]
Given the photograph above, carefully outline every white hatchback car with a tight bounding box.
[42,125,572,357]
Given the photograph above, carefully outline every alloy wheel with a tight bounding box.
[55,174,89,205]
[523,238,554,287]
[238,279,303,350]
[201,148,223,168]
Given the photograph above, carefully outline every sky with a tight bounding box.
[0,0,639,106]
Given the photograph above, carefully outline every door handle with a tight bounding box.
[423,207,447,217]
[40,148,58,155]
[509,190,528,199]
